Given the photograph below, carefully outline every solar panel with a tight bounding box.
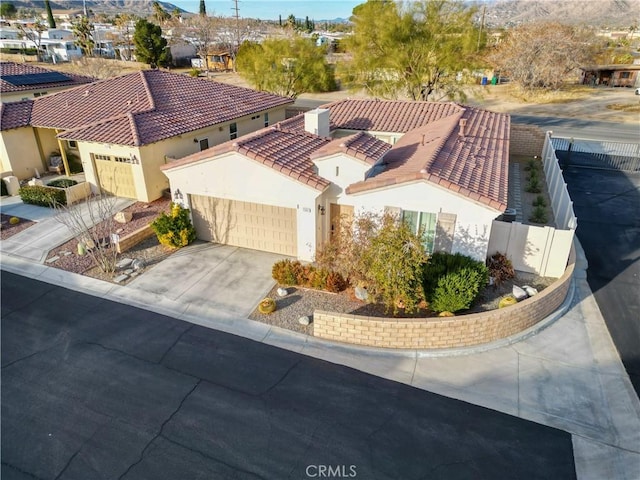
[2,72,72,86]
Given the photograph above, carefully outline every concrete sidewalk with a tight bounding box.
[1,197,134,263]
[1,240,639,479]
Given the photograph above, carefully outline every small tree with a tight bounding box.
[236,36,336,98]
[199,0,206,16]
[133,18,171,68]
[0,2,17,19]
[55,193,120,274]
[115,13,137,61]
[361,214,428,313]
[17,21,46,61]
[44,0,56,28]
[72,16,95,57]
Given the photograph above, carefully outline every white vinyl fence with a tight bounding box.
[487,132,576,278]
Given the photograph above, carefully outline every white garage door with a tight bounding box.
[190,195,297,256]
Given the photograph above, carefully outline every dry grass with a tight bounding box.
[503,84,594,104]
[606,102,640,112]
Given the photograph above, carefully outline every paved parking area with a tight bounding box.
[127,241,287,318]
[1,273,577,480]
[564,167,640,396]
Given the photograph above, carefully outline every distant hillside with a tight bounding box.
[480,0,640,28]
[8,0,183,16]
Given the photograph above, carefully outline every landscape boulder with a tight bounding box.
[114,211,133,224]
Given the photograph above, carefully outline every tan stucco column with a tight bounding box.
[32,128,47,172]
[55,130,71,176]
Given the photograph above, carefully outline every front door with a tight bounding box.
[329,203,354,242]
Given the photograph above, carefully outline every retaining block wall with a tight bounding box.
[115,224,155,254]
[313,246,575,349]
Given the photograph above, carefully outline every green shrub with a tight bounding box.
[526,178,541,193]
[150,202,196,248]
[529,205,548,224]
[9,216,20,225]
[527,169,539,182]
[533,195,546,207]
[311,268,329,290]
[188,67,200,77]
[423,252,488,301]
[1,179,7,196]
[486,252,515,286]
[47,178,78,188]
[19,185,66,207]
[524,159,539,172]
[430,267,488,313]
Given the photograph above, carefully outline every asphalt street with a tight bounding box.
[563,167,640,397]
[1,272,576,480]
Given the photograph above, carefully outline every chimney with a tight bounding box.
[458,118,467,138]
[304,108,330,138]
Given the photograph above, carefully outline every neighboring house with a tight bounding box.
[0,70,293,200]
[161,100,510,262]
[581,64,640,88]
[0,62,93,103]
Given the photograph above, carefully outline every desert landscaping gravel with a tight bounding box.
[0,214,35,240]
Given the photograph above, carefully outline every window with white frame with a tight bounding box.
[402,210,437,253]
[67,140,78,149]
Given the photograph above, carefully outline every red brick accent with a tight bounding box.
[313,246,575,349]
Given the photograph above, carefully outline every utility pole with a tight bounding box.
[83,0,88,17]
[477,4,486,52]
[232,0,240,48]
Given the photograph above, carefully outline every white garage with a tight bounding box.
[190,194,298,256]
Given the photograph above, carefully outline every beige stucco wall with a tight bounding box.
[1,86,92,104]
[163,151,322,260]
[0,127,44,179]
[36,128,61,160]
[339,181,501,261]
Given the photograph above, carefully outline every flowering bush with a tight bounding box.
[151,203,196,249]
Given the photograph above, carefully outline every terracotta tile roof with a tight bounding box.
[163,127,332,191]
[0,100,33,130]
[0,61,94,94]
[347,107,510,211]
[15,70,293,145]
[310,131,391,165]
[279,99,464,134]
[165,99,510,207]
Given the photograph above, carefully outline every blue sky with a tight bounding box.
[170,1,361,20]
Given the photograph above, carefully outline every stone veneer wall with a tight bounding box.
[510,124,546,157]
[115,224,155,254]
[313,246,575,349]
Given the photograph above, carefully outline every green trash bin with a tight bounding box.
[491,76,498,85]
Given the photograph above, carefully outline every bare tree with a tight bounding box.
[487,22,596,90]
[70,57,123,79]
[17,21,47,61]
[182,14,218,75]
[55,193,120,274]
[115,13,137,61]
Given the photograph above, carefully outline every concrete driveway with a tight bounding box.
[127,241,286,319]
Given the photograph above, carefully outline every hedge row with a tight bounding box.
[19,185,66,207]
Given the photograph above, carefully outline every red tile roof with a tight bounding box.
[310,131,391,165]
[163,126,332,190]
[347,107,510,211]
[0,100,33,130]
[0,61,94,93]
[279,99,464,133]
[165,99,510,208]
[3,70,293,145]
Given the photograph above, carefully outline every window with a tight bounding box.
[114,156,129,163]
[33,92,47,97]
[402,210,437,253]
[94,154,111,161]
[335,166,339,176]
[199,138,209,151]
[67,140,78,149]
[230,122,238,140]
[264,112,269,127]
[620,71,631,79]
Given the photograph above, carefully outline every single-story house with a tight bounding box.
[580,64,640,88]
[0,70,293,199]
[1,61,94,103]
[161,100,510,262]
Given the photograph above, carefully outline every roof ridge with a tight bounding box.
[139,70,156,111]
[421,108,466,171]
[127,112,141,146]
